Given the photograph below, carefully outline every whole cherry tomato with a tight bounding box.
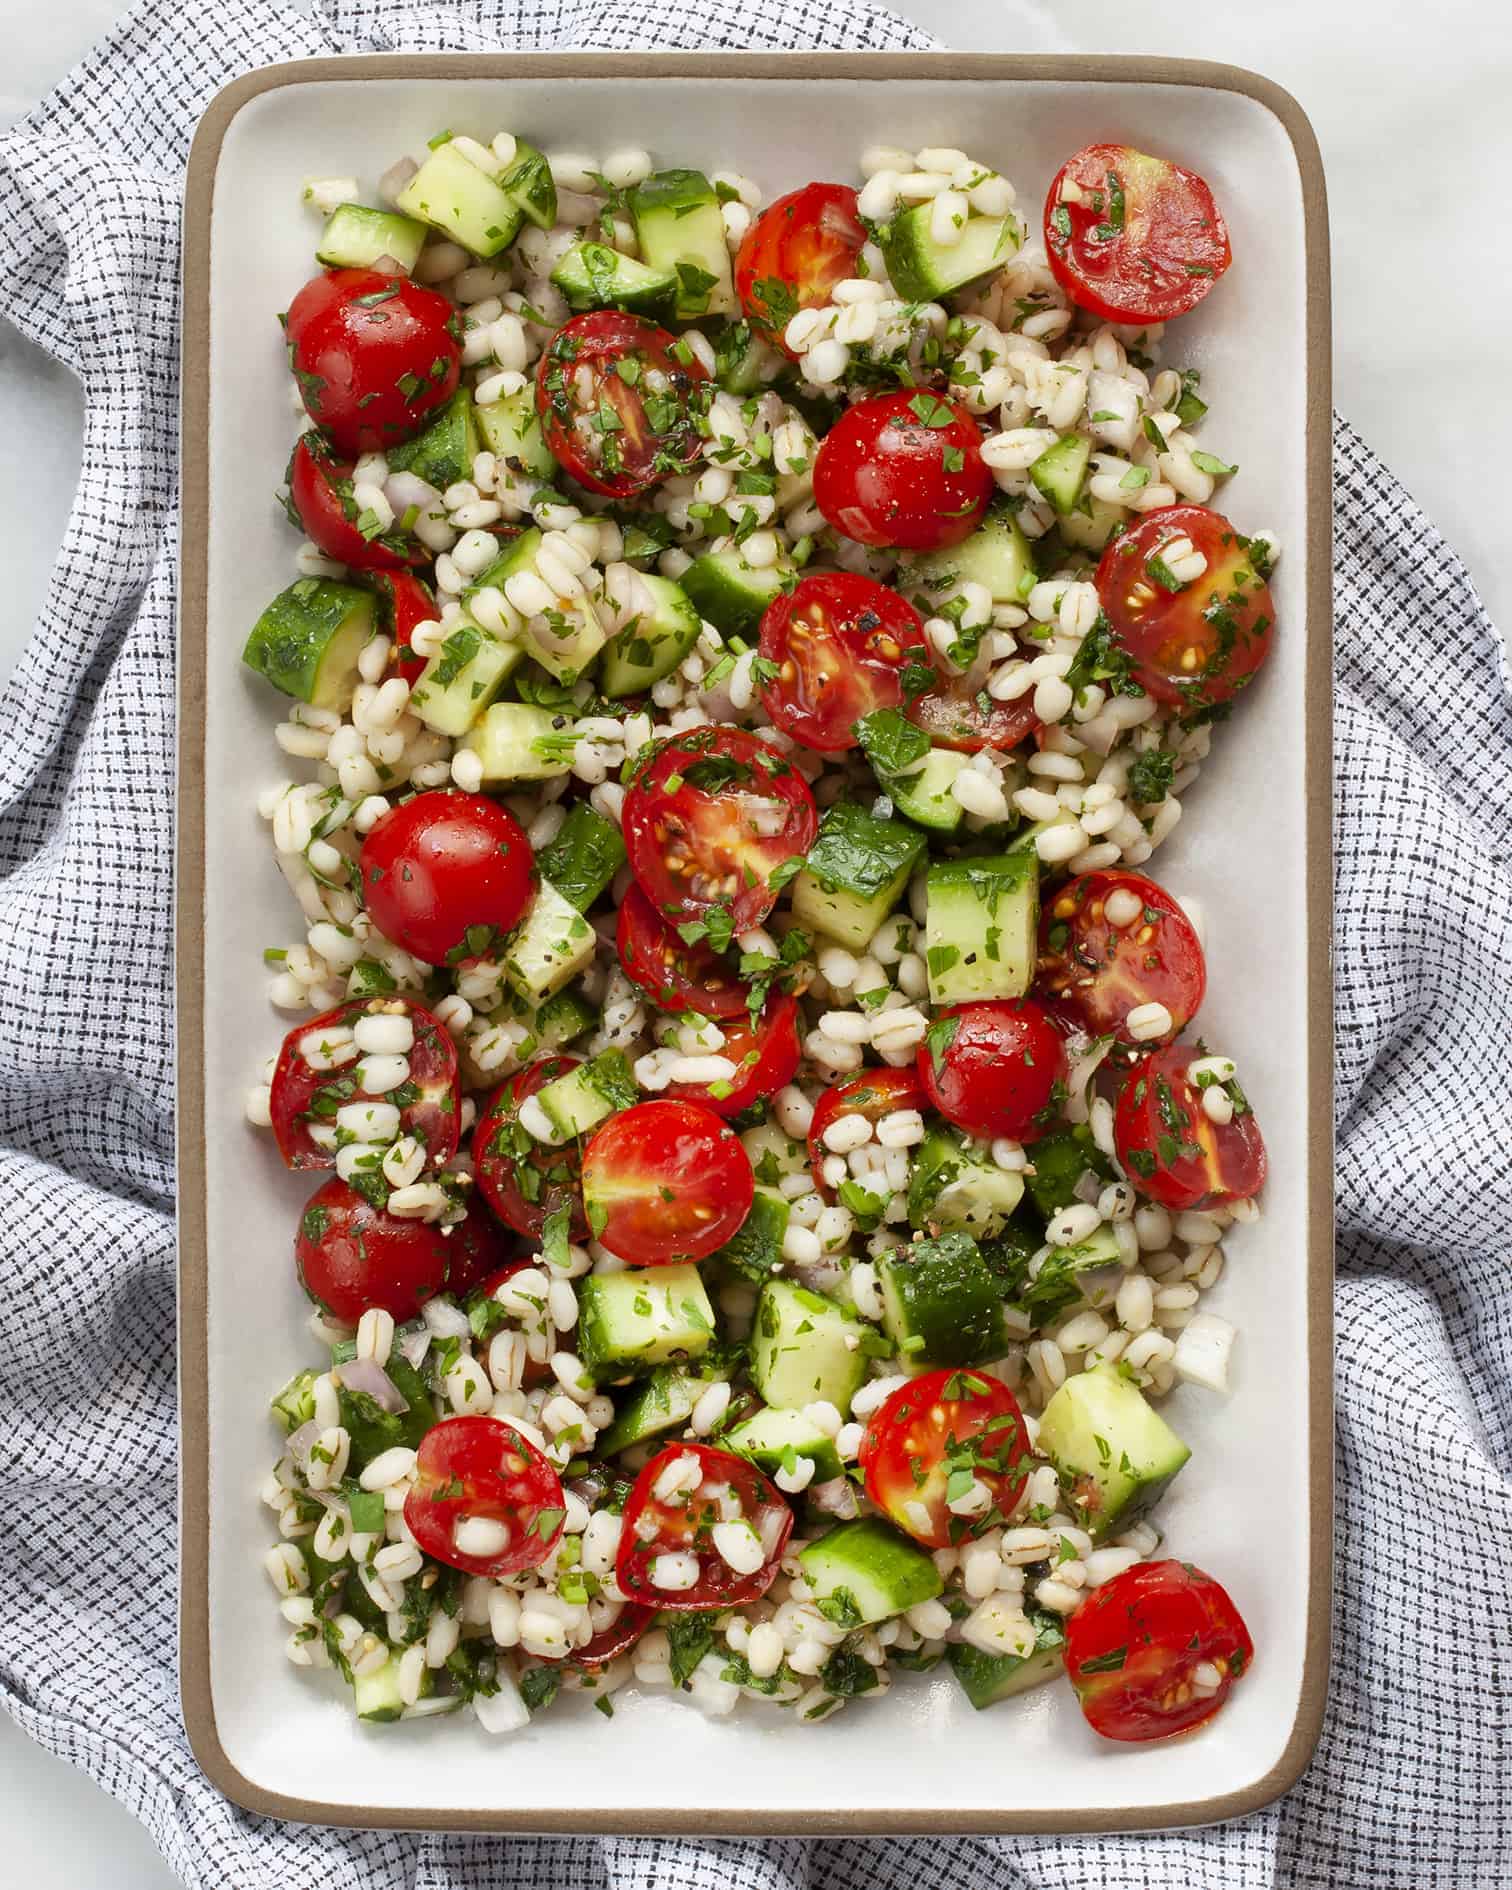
[917,999,1068,1144]
[285,268,460,455]
[294,1177,452,1323]
[360,791,534,968]
[812,390,992,551]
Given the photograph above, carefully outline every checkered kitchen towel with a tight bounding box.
[1,0,1508,1884]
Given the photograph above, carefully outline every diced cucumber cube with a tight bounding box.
[599,574,703,698]
[458,701,572,782]
[881,206,1021,303]
[1029,435,1093,517]
[798,1518,943,1626]
[924,852,1039,1004]
[705,1188,790,1286]
[901,503,1035,611]
[475,387,556,481]
[749,1278,872,1415]
[498,139,556,232]
[724,1405,844,1483]
[395,143,522,257]
[680,546,791,636]
[407,619,524,737]
[1036,1363,1191,1540]
[876,1231,1010,1371]
[598,1356,733,1455]
[386,391,481,495]
[576,1266,717,1381]
[790,802,926,951]
[534,1049,639,1140]
[269,1368,318,1433]
[949,1608,1067,1707]
[353,1650,427,1721]
[242,579,377,713]
[521,596,608,685]
[500,878,597,1003]
[629,169,736,318]
[886,747,971,833]
[531,987,597,1049]
[316,204,428,273]
[534,803,627,912]
[906,1127,1026,1238]
[552,240,678,322]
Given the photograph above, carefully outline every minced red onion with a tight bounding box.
[369,253,405,277]
[396,1322,431,1372]
[285,1420,320,1474]
[384,470,441,518]
[379,156,419,207]
[338,1357,409,1414]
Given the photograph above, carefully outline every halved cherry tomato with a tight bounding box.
[616,1441,792,1610]
[460,1256,558,1389]
[621,726,818,935]
[734,182,867,356]
[1064,1558,1254,1742]
[616,882,749,1019]
[812,390,992,552]
[535,310,710,500]
[758,572,930,753]
[404,1416,566,1578]
[1036,870,1205,1045]
[663,994,802,1119]
[859,1368,1030,1549]
[442,1197,517,1299]
[916,998,1068,1145]
[285,435,426,571]
[371,569,440,684]
[1113,1043,1266,1211]
[581,1100,753,1264]
[284,268,461,455]
[1095,505,1275,713]
[268,997,460,1172]
[907,670,1041,755]
[474,1058,589,1242]
[1043,143,1231,325]
[807,1066,928,1194]
[360,790,534,968]
[294,1177,452,1323]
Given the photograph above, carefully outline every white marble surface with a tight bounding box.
[1,1,1509,1881]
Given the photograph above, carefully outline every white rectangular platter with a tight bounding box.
[178,52,1332,1835]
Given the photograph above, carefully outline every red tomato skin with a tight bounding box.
[1064,1558,1254,1741]
[858,1368,1030,1548]
[1043,144,1232,326]
[1094,504,1275,711]
[404,1416,566,1578]
[1113,1043,1267,1211]
[621,727,818,934]
[907,678,1040,756]
[616,1442,792,1610]
[285,269,461,455]
[916,999,1068,1145]
[442,1197,517,1299]
[373,569,440,684]
[268,997,461,1171]
[616,883,749,1019]
[758,572,930,754]
[534,310,709,499]
[812,392,992,552]
[360,791,534,968]
[581,1100,754,1265]
[734,183,867,355]
[474,1058,589,1242]
[294,1177,452,1323]
[286,435,425,572]
[1036,870,1206,1045]
[662,995,802,1119]
[807,1067,929,1193]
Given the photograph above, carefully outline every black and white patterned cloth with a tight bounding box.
[1,1,1507,1883]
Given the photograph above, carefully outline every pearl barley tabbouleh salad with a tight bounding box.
[245,127,1273,1742]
